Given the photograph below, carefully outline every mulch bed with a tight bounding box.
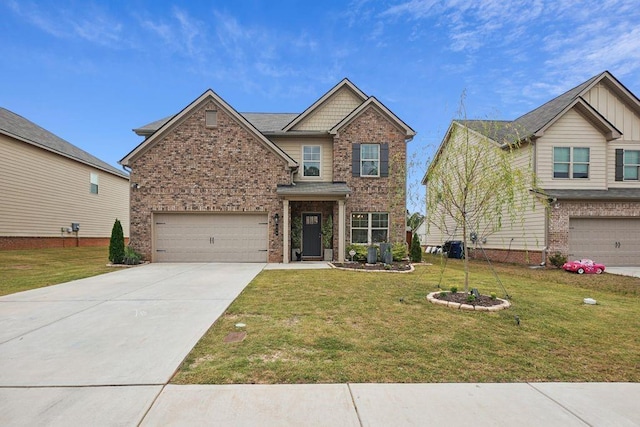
[433,291,504,307]
[331,261,413,272]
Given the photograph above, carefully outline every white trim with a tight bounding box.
[300,144,322,180]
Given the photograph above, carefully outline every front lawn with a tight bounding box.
[173,256,640,384]
[0,247,112,296]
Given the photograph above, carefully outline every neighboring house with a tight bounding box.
[413,218,427,248]
[120,79,415,263]
[422,71,640,266]
[0,107,130,250]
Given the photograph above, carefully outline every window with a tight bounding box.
[553,147,589,179]
[90,173,99,194]
[351,213,388,244]
[360,144,380,177]
[624,150,640,180]
[205,110,217,127]
[302,146,321,177]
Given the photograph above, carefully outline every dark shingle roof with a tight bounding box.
[276,182,351,196]
[134,112,300,136]
[468,72,605,144]
[543,188,640,200]
[0,107,128,178]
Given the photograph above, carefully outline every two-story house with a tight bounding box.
[1,107,129,250]
[423,71,640,267]
[119,79,415,263]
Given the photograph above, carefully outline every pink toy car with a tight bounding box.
[562,259,605,274]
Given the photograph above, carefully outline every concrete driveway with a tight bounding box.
[0,263,263,424]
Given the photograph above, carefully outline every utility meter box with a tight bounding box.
[71,223,80,232]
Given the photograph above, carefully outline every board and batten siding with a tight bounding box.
[272,137,334,182]
[583,83,640,188]
[584,82,640,141]
[535,108,608,190]
[0,134,129,237]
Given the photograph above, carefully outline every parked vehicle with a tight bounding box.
[562,259,605,274]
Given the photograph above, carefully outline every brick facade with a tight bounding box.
[128,100,291,262]
[335,108,407,255]
[0,236,121,251]
[548,200,640,257]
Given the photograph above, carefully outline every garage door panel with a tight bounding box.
[154,214,268,263]
[569,218,640,266]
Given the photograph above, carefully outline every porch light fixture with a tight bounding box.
[274,213,280,236]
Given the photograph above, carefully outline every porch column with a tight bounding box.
[338,199,346,262]
[283,199,290,263]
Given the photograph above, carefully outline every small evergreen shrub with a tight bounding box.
[392,242,407,261]
[109,219,125,264]
[466,294,476,303]
[123,246,142,265]
[450,286,458,294]
[490,292,497,300]
[549,252,567,268]
[410,233,422,262]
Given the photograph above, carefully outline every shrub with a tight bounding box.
[392,242,407,261]
[109,219,125,264]
[123,246,142,265]
[410,233,422,262]
[549,252,567,268]
[466,294,476,303]
[490,292,497,300]
[345,244,367,262]
[450,286,458,293]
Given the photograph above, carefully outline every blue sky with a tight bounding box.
[2,0,640,211]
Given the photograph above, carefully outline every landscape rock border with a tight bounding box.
[329,262,415,273]
[426,291,511,312]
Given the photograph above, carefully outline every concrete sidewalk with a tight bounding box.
[1,382,637,426]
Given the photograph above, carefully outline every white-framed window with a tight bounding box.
[351,212,388,244]
[360,144,380,177]
[624,150,640,180]
[90,172,99,194]
[553,147,589,179]
[205,110,217,127]
[302,145,321,177]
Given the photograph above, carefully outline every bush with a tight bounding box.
[109,219,125,264]
[549,252,567,268]
[392,242,407,261]
[345,244,367,262]
[123,246,142,265]
[410,233,422,262]
[450,286,458,294]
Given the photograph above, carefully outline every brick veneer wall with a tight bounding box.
[128,100,291,262]
[548,200,640,257]
[0,236,122,250]
[333,107,408,254]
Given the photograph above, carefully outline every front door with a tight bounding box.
[302,213,322,258]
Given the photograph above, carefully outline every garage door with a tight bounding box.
[153,213,268,262]
[569,218,640,266]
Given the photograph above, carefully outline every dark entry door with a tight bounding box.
[302,213,322,257]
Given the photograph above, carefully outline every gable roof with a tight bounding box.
[120,89,297,168]
[470,71,635,145]
[329,96,416,138]
[282,78,368,132]
[0,107,128,179]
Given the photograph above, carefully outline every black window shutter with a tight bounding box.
[352,143,361,177]
[615,149,624,181]
[380,143,389,177]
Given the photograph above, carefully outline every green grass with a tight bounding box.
[0,247,113,296]
[173,255,640,384]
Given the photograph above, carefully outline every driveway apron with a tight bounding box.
[0,263,263,387]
